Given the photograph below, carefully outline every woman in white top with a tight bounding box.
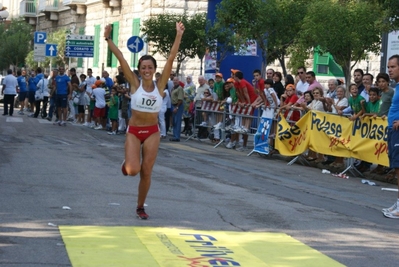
[34,74,50,118]
[300,87,331,162]
[104,22,185,220]
[157,72,171,138]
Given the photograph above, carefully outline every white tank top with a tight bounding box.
[130,81,163,113]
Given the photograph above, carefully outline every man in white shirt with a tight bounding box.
[84,68,96,126]
[194,76,210,102]
[1,69,18,116]
[295,66,309,96]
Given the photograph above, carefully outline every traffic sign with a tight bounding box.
[127,36,144,53]
[45,44,57,57]
[34,32,47,44]
[65,34,94,58]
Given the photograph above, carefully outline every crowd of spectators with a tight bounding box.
[2,65,396,177]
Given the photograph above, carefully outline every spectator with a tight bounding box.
[272,71,285,99]
[158,72,170,139]
[46,69,58,122]
[182,75,196,136]
[295,66,309,96]
[382,54,399,219]
[266,68,275,80]
[54,66,72,126]
[107,87,119,135]
[34,73,49,118]
[280,84,300,122]
[353,68,365,95]
[91,79,107,130]
[170,76,184,141]
[194,76,210,102]
[326,79,338,99]
[1,69,18,116]
[16,70,28,115]
[199,88,214,126]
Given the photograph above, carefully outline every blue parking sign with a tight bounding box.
[34,32,47,44]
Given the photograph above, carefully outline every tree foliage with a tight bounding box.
[0,19,32,70]
[295,0,384,84]
[141,13,207,75]
[25,29,68,70]
[215,0,308,76]
[205,20,244,71]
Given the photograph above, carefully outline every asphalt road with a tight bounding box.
[0,108,398,267]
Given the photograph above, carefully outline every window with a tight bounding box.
[106,22,119,68]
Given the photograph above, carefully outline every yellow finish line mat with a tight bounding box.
[59,226,344,267]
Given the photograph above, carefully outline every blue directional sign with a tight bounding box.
[34,31,47,44]
[127,36,144,53]
[45,44,57,57]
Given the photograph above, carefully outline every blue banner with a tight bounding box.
[253,117,273,155]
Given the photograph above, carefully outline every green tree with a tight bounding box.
[0,19,32,70]
[141,13,207,75]
[295,0,384,84]
[215,0,308,76]
[205,20,246,71]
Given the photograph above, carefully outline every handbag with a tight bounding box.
[72,92,80,105]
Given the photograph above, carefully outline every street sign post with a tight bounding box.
[65,34,94,58]
[34,31,47,62]
[127,36,144,53]
[127,36,144,69]
[45,44,58,57]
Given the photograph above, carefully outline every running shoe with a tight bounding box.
[61,121,67,126]
[383,207,399,219]
[107,131,116,135]
[18,111,24,115]
[94,125,103,130]
[136,207,149,220]
[226,141,236,149]
[382,202,397,213]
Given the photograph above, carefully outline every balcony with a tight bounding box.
[38,0,62,13]
[38,0,63,21]
[63,0,86,5]
[63,0,86,14]
[19,0,37,17]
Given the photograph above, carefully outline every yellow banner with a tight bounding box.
[275,111,389,166]
[59,226,344,267]
[275,112,311,156]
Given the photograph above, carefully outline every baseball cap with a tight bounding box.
[286,84,295,90]
[215,73,223,78]
[226,78,235,83]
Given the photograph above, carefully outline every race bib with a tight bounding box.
[135,93,159,111]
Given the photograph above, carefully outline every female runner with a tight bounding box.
[104,22,185,219]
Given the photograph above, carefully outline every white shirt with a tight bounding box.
[296,80,309,95]
[85,76,96,94]
[92,88,106,108]
[194,83,210,101]
[2,74,18,95]
[163,89,171,109]
[37,78,50,97]
[331,97,348,114]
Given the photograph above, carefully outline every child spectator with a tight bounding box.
[280,84,300,122]
[91,79,106,130]
[107,87,119,135]
[362,87,380,118]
